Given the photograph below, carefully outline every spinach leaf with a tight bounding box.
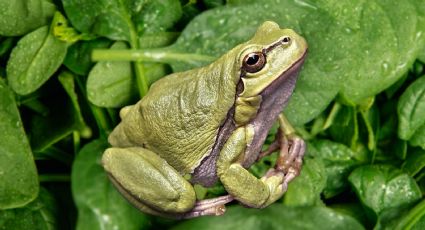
[6,26,67,95]
[349,165,422,215]
[0,188,57,230]
[172,205,365,230]
[62,0,182,42]
[64,38,112,76]
[283,158,327,206]
[0,79,38,209]
[87,42,135,108]
[402,148,425,178]
[398,76,425,149]
[72,139,149,230]
[0,0,55,36]
[308,140,364,198]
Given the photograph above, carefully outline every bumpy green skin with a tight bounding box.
[107,50,240,173]
[102,21,308,217]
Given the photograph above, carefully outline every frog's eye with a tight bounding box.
[242,52,266,73]
[281,36,291,45]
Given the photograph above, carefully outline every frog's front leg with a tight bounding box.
[217,126,288,208]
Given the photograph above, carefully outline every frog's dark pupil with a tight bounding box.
[282,37,290,43]
[247,54,259,65]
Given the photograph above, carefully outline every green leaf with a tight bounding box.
[410,125,425,149]
[64,38,112,76]
[308,140,363,198]
[227,0,257,5]
[135,0,182,34]
[87,42,136,108]
[0,188,57,230]
[283,157,326,206]
[0,0,56,36]
[338,0,424,103]
[0,79,38,209]
[72,139,149,230]
[359,104,379,151]
[329,105,359,148]
[393,139,408,160]
[398,76,425,141]
[138,32,180,48]
[402,148,425,178]
[348,165,422,215]
[330,203,369,227]
[419,46,425,63]
[394,199,425,230]
[203,0,225,8]
[171,205,365,230]
[6,26,68,95]
[0,37,14,57]
[62,0,182,41]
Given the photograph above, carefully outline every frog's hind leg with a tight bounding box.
[180,195,234,219]
[102,147,197,217]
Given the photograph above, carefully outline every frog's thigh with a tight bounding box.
[217,127,285,208]
[102,147,196,214]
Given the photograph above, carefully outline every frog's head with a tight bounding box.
[236,21,307,98]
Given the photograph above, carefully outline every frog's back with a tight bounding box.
[109,53,239,173]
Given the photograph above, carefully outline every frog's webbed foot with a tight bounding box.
[178,195,234,219]
[260,114,306,191]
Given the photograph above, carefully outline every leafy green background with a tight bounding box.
[0,0,425,229]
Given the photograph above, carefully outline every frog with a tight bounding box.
[102,21,308,219]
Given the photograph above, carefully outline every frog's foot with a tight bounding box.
[257,139,280,160]
[261,114,305,190]
[259,134,305,195]
[179,195,234,219]
[275,134,305,183]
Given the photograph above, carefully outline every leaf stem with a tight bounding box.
[90,105,112,138]
[128,23,149,97]
[323,102,341,130]
[74,75,111,137]
[395,199,425,230]
[92,48,216,64]
[133,62,149,97]
[73,131,80,154]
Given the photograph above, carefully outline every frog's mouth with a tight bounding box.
[260,49,307,97]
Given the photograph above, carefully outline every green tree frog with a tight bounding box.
[102,21,308,219]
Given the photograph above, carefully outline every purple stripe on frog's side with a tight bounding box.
[191,106,236,187]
